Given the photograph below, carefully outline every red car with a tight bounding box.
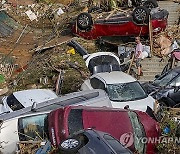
[48,106,160,154]
[72,6,168,40]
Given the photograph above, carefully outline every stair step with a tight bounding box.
[139,75,155,81]
[141,64,167,68]
[142,71,161,76]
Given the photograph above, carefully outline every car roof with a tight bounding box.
[92,71,136,84]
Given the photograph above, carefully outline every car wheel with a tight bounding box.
[132,6,150,24]
[59,138,82,153]
[143,0,158,10]
[76,12,93,31]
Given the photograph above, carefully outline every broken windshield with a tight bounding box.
[128,111,146,154]
[106,81,147,102]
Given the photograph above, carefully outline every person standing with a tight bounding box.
[135,36,143,77]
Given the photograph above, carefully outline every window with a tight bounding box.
[154,71,178,87]
[6,94,24,111]
[18,114,48,141]
[104,134,130,153]
[88,55,119,73]
[106,81,147,102]
[170,76,180,86]
[90,78,105,90]
[68,109,83,135]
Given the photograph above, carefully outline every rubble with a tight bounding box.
[153,25,180,57]
[0,0,180,153]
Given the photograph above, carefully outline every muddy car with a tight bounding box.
[72,7,168,40]
[48,105,160,154]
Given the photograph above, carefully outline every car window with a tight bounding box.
[68,109,83,135]
[154,71,178,87]
[106,81,147,102]
[104,134,131,154]
[18,114,48,141]
[6,94,24,111]
[170,76,180,86]
[90,78,105,90]
[128,111,146,154]
[88,55,119,73]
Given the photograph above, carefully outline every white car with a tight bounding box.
[0,111,49,154]
[0,89,111,153]
[0,89,58,115]
[81,71,155,112]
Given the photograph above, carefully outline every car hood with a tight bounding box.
[111,96,155,112]
[0,118,19,154]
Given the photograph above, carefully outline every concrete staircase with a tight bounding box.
[138,56,168,82]
[158,1,179,26]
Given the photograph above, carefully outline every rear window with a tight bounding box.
[6,94,24,111]
[104,134,131,154]
[68,109,83,135]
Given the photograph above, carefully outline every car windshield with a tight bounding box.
[128,111,146,153]
[6,94,24,111]
[153,71,178,87]
[18,114,49,141]
[106,81,147,101]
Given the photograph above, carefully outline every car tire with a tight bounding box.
[76,12,93,31]
[132,6,150,24]
[143,0,158,10]
[59,137,82,153]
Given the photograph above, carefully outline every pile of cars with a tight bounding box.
[1,1,179,153]
[0,40,162,154]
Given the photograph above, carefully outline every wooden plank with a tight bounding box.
[149,15,153,57]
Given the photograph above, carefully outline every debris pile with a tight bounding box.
[153,25,180,57]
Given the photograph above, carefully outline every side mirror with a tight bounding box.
[174,86,180,93]
[31,102,37,112]
[155,74,160,79]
